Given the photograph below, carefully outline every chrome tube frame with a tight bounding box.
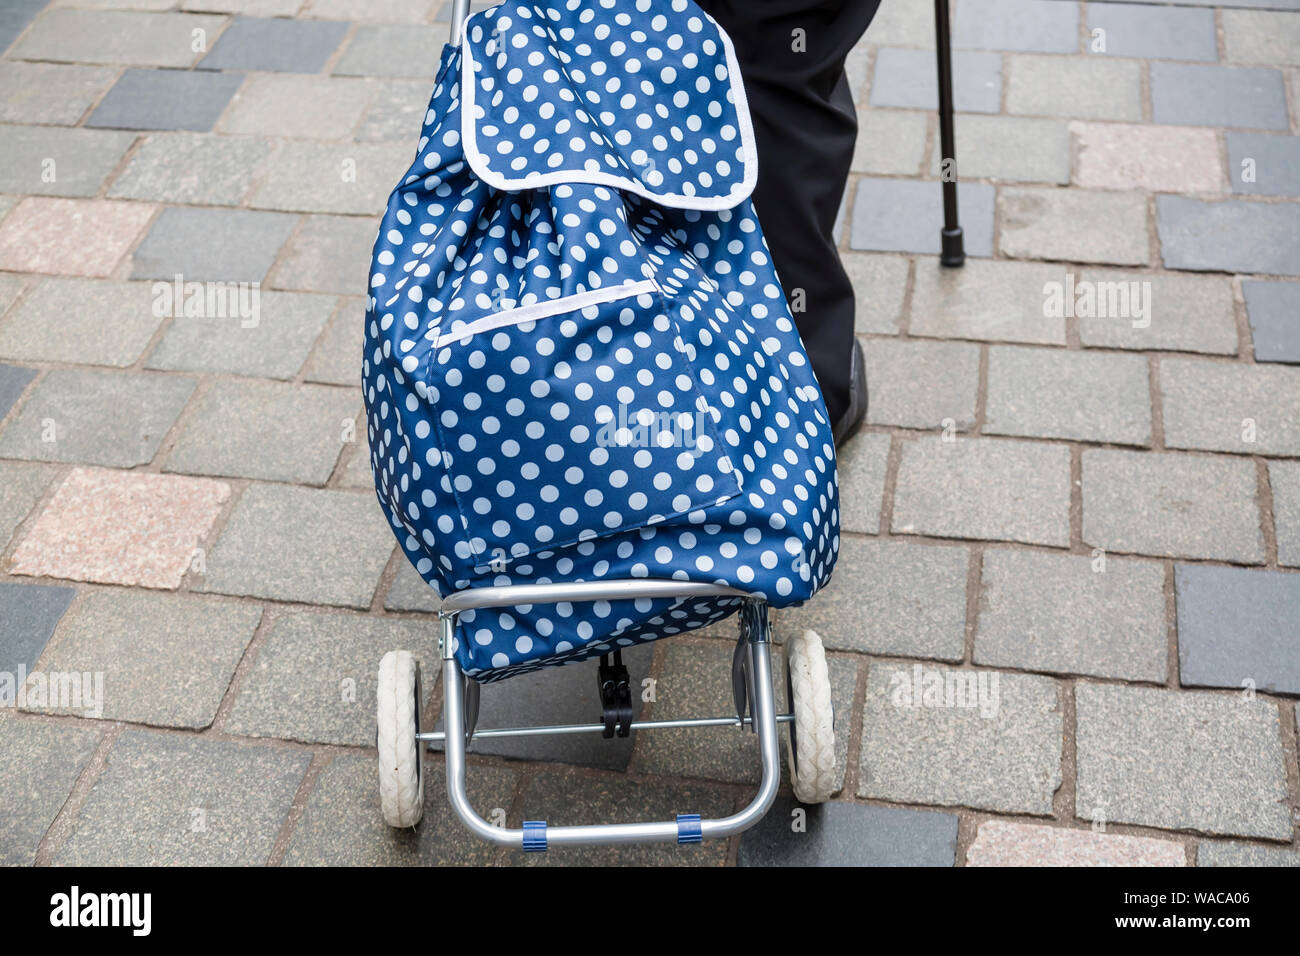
[449,0,471,43]
[437,580,782,849]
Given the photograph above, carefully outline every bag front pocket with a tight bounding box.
[426,281,743,574]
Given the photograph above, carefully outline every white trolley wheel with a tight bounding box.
[377,650,424,828]
[784,629,837,804]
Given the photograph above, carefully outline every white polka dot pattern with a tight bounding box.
[363,1,840,682]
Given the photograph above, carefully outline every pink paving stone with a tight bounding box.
[1073,123,1224,193]
[8,467,230,589]
[0,198,155,278]
[967,820,1187,867]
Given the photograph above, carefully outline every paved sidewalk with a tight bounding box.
[1,0,1298,867]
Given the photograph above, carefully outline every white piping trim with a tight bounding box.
[432,279,659,348]
[458,9,757,211]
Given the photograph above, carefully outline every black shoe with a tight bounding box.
[833,339,868,448]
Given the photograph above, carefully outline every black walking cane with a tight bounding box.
[934,0,965,267]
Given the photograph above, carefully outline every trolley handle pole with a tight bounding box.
[934,0,965,268]
[449,0,471,43]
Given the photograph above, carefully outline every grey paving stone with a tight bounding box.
[225,610,439,746]
[0,279,165,368]
[1151,63,1289,130]
[850,177,995,257]
[953,0,1078,53]
[0,717,100,866]
[0,63,117,125]
[309,0,435,22]
[929,114,1071,185]
[0,273,23,316]
[0,461,50,551]
[333,24,442,78]
[976,549,1167,682]
[1085,3,1218,61]
[0,362,36,417]
[836,429,890,534]
[131,207,297,282]
[1000,187,1150,266]
[863,0,934,47]
[738,797,958,867]
[281,751,515,866]
[636,639,855,792]
[1222,9,1300,66]
[514,770,735,867]
[869,47,1002,113]
[164,380,357,485]
[357,78,432,143]
[198,484,393,608]
[267,214,375,295]
[852,109,928,176]
[146,290,334,380]
[1161,359,1300,457]
[0,0,47,57]
[1078,270,1238,356]
[250,141,411,215]
[910,257,1067,345]
[0,580,76,676]
[1157,196,1300,276]
[1082,449,1265,564]
[859,665,1062,814]
[1227,133,1300,197]
[30,591,261,729]
[1198,841,1300,867]
[1175,565,1300,696]
[107,133,272,205]
[183,0,301,14]
[55,730,309,866]
[0,369,195,468]
[429,645,655,770]
[985,345,1152,446]
[1007,55,1143,121]
[338,437,376,488]
[1270,461,1300,567]
[1075,683,1291,839]
[783,537,968,661]
[842,253,909,335]
[0,125,135,197]
[301,299,362,385]
[11,10,226,67]
[87,68,243,132]
[384,559,441,612]
[864,339,980,430]
[892,437,1072,547]
[200,16,347,72]
[217,74,373,139]
[1244,280,1300,364]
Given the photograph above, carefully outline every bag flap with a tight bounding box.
[459,0,757,210]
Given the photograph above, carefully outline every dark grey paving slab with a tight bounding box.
[869,47,1002,113]
[197,484,393,609]
[0,279,165,367]
[225,611,438,746]
[1244,280,1300,364]
[738,797,958,867]
[0,125,136,197]
[200,16,348,73]
[0,362,36,417]
[55,730,310,866]
[267,214,375,295]
[850,177,995,257]
[0,368,196,468]
[0,63,116,125]
[107,132,273,206]
[1175,565,1300,696]
[1075,683,1291,839]
[954,0,1078,52]
[0,0,47,57]
[976,549,1167,682]
[859,665,1063,814]
[0,716,100,866]
[282,751,516,866]
[1078,270,1238,356]
[782,537,968,661]
[1085,2,1217,61]
[836,429,889,534]
[1198,841,1300,867]
[29,591,261,729]
[131,206,297,282]
[87,68,243,132]
[301,299,363,386]
[1227,133,1300,197]
[0,461,50,551]
[1151,62,1289,130]
[332,24,442,78]
[864,339,980,430]
[1271,461,1300,567]
[430,645,654,770]
[1157,196,1300,277]
[1160,358,1300,457]
[0,580,76,676]
[163,379,358,485]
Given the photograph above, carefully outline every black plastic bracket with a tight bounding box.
[597,650,634,738]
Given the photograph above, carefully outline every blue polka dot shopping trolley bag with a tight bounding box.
[365,0,841,851]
